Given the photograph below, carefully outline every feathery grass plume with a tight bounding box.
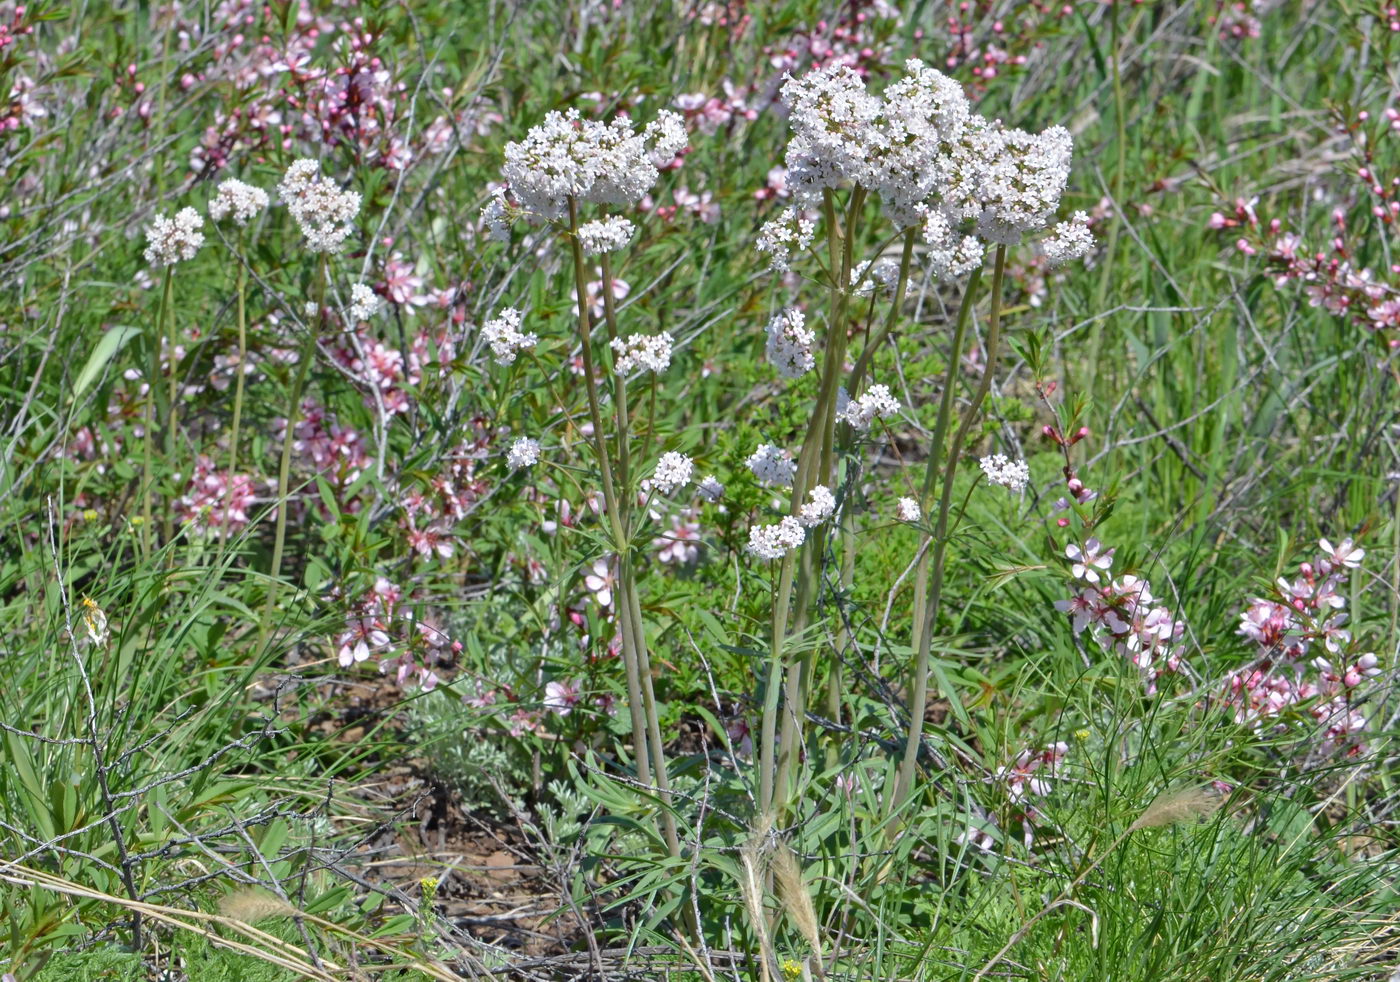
[1129,786,1224,832]
[772,841,825,975]
[972,783,1227,982]
[737,828,775,982]
[218,888,294,925]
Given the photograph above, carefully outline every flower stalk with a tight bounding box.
[567,199,680,858]
[259,258,325,648]
[890,245,1006,818]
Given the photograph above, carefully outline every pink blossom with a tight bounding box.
[584,557,616,609]
[1066,537,1113,583]
[544,679,582,716]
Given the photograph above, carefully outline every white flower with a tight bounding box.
[481,307,539,365]
[1041,211,1094,267]
[481,186,515,242]
[850,257,906,296]
[979,453,1030,492]
[577,215,635,255]
[922,209,984,281]
[348,283,381,322]
[507,437,541,469]
[501,109,687,221]
[697,475,725,502]
[765,307,817,378]
[837,384,900,431]
[208,178,270,226]
[747,516,806,560]
[644,110,689,165]
[278,158,361,254]
[610,332,673,375]
[972,124,1074,245]
[746,443,796,488]
[756,206,817,271]
[651,452,694,494]
[765,59,1077,260]
[799,484,836,527]
[143,207,205,267]
[896,496,921,522]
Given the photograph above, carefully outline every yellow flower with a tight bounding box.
[779,958,803,980]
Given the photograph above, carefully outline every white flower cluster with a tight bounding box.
[747,516,806,560]
[500,108,687,221]
[577,216,636,255]
[837,384,900,431]
[746,443,796,488]
[480,186,517,243]
[610,332,673,375]
[922,209,985,282]
[143,207,205,267]
[971,125,1073,245]
[770,59,1081,271]
[756,208,817,271]
[278,159,361,254]
[799,484,836,527]
[348,283,381,322]
[651,451,694,494]
[507,437,541,469]
[765,307,817,378]
[209,178,270,226]
[979,453,1030,492]
[697,474,725,502]
[850,257,906,297]
[482,307,539,365]
[1040,211,1094,267]
[896,496,921,522]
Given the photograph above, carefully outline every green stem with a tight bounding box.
[773,187,864,815]
[594,239,679,859]
[227,234,248,480]
[891,246,1005,818]
[259,260,324,648]
[162,267,180,545]
[826,228,919,745]
[218,235,249,561]
[140,268,173,557]
[566,199,653,788]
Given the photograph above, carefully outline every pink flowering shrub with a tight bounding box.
[1224,538,1379,756]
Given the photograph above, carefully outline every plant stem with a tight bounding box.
[826,228,919,744]
[259,259,324,649]
[891,246,1005,818]
[162,267,180,545]
[772,187,863,814]
[140,268,173,557]
[594,244,680,859]
[218,238,249,564]
[227,234,248,480]
[566,200,654,789]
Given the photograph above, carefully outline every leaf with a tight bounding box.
[71,325,141,401]
[986,562,1047,591]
